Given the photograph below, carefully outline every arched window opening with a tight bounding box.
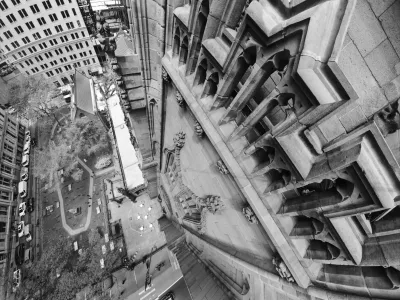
[179,36,189,66]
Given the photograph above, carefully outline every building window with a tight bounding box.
[30,4,40,14]
[56,0,65,5]
[1,153,12,163]
[52,38,58,45]
[6,14,17,23]
[0,20,5,28]
[66,22,74,30]
[55,25,63,33]
[4,31,13,39]
[49,13,58,22]
[11,41,20,49]
[72,8,76,16]
[22,36,30,44]
[11,0,21,5]
[14,26,24,34]
[77,20,81,27]
[0,205,8,214]
[0,1,9,11]
[26,21,35,30]
[33,32,41,40]
[92,58,96,63]
[44,28,52,36]
[3,143,13,153]
[42,0,52,10]
[0,176,12,186]
[61,10,69,18]
[19,63,24,68]
[18,8,27,18]
[37,17,46,25]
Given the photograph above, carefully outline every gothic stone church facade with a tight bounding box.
[126,0,400,299]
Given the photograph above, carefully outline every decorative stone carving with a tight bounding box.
[196,195,224,214]
[173,131,186,149]
[216,160,229,175]
[242,206,258,224]
[374,101,400,137]
[194,121,203,137]
[162,67,170,82]
[272,254,295,283]
[176,90,185,107]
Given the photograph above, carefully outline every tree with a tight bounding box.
[33,141,77,180]
[63,117,111,158]
[17,231,122,300]
[97,71,118,101]
[7,75,64,124]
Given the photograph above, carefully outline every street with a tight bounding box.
[15,121,42,274]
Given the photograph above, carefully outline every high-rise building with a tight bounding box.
[0,107,25,298]
[118,0,400,299]
[0,0,102,86]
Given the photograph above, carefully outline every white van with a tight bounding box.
[23,142,30,155]
[20,167,29,181]
[22,154,29,167]
[24,224,30,236]
[18,181,27,198]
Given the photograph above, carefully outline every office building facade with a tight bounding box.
[0,0,101,86]
[0,107,24,297]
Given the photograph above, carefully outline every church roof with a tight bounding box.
[114,32,136,57]
[74,70,96,116]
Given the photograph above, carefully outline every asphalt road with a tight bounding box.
[16,121,41,269]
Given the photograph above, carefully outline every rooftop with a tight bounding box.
[107,93,145,191]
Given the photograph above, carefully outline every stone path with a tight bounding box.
[56,157,94,236]
[94,165,115,177]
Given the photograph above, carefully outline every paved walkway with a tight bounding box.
[94,165,115,177]
[56,157,94,236]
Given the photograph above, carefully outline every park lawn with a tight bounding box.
[42,189,69,248]
[61,166,91,230]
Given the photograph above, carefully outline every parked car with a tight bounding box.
[24,224,31,242]
[23,146,30,155]
[22,154,29,167]
[18,202,26,217]
[25,135,31,143]
[27,198,34,213]
[15,244,25,266]
[17,221,25,238]
[18,181,27,198]
[25,130,31,137]
[21,171,29,182]
[25,232,32,242]
[12,269,21,292]
[31,138,37,147]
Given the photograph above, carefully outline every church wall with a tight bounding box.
[127,0,400,298]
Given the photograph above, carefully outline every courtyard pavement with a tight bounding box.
[108,193,165,260]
